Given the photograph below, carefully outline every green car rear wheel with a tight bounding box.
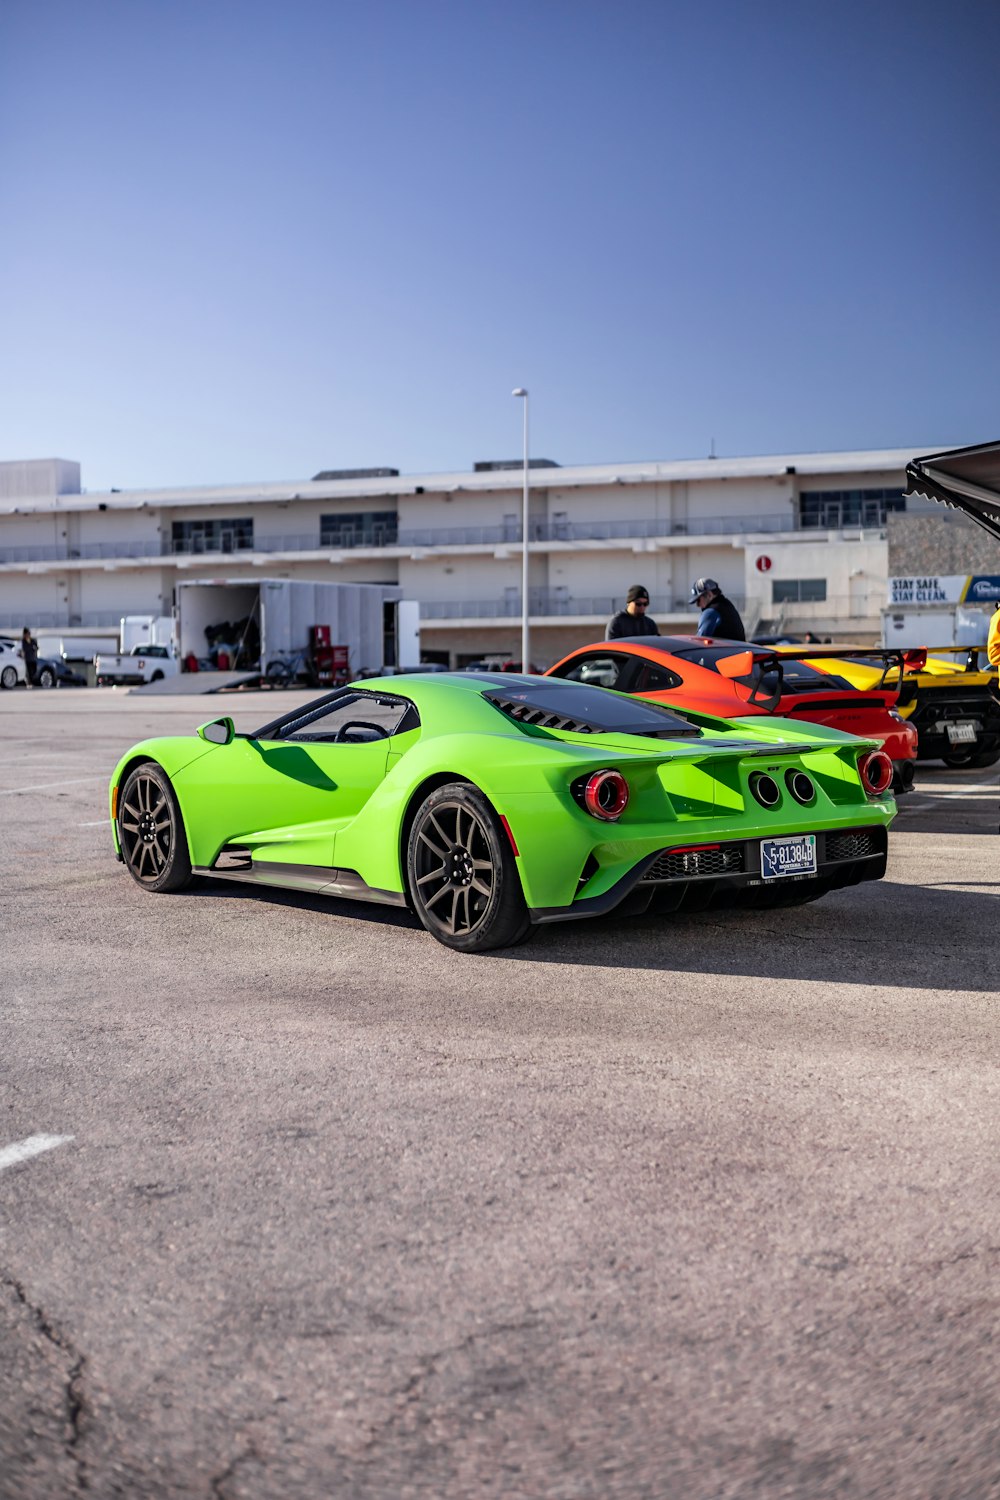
[407,783,531,952]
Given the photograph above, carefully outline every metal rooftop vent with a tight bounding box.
[311,467,400,481]
[473,459,561,472]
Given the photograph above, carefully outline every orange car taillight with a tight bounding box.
[858,749,893,795]
[582,769,629,822]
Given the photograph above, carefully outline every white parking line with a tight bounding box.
[913,782,1000,794]
[899,846,988,854]
[0,776,108,796]
[0,1135,74,1173]
[907,791,998,805]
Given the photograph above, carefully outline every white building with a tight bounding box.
[0,446,947,664]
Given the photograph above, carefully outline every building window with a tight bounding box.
[320,511,398,548]
[772,579,827,604]
[799,488,904,528]
[171,517,254,554]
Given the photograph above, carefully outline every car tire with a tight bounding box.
[940,748,974,767]
[406,782,532,952]
[36,665,56,688]
[0,665,17,689]
[943,747,1000,769]
[118,763,194,894]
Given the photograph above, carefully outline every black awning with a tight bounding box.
[904,440,1000,541]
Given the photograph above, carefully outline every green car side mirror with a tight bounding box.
[197,717,235,745]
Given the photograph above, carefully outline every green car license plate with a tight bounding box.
[760,834,817,880]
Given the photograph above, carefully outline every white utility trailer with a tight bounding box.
[175,577,414,679]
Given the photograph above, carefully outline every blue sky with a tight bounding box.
[2,0,998,491]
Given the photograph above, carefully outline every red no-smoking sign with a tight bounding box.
[755,555,772,573]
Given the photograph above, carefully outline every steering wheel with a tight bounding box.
[334,721,389,743]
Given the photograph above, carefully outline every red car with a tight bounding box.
[546,636,919,791]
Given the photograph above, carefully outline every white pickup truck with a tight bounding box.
[95,643,181,687]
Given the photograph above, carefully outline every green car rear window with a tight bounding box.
[481,681,701,737]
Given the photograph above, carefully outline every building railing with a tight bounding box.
[419,589,886,624]
[169,537,255,555]
[0,540,166,564]
[399,517,765,546]
[0,510,891,566]
[400,511,891,545]
[419,592,751,620]
[0,611,123,630]
[1,587,885,636]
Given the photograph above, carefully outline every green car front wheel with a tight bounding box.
[119,762,194,894]
[406,782,532,953]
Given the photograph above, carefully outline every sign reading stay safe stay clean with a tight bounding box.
[888,575,1000,605]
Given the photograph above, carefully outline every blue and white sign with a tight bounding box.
[888,574,1000,605]
[964,575,1000,602]
[888,575,966,605]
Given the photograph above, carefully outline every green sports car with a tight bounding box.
[109,672,896,952]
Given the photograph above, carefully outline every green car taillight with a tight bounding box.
[858,749,893,795]
[575,769,630,821]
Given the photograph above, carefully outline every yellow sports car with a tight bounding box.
[803,646,1000,769]
[897,441,1000,765]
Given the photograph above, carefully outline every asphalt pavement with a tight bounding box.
[1,687,998,1499]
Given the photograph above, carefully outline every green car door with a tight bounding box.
[176,691,414,869]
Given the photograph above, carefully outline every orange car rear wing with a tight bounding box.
[719,645,908,704]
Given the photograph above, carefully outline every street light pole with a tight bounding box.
[512,387,530,671]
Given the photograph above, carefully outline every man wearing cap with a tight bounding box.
[690,578,746,640]
[605,585,660,640]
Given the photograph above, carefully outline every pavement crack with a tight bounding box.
[3,1273,90,1491]
[209,1439,263,1498]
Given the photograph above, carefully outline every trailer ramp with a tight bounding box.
[127,671,263,696]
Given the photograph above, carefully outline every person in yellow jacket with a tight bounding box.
[989,603,1000,670]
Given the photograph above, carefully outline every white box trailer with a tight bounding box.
[120,614,175,652]
[881,604,993,650]
[175,578,409,678]
[36,630,118,664]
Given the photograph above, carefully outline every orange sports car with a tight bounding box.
[546,636,919,791]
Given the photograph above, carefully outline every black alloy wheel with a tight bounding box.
[406,782,531,952]
[118,763,193,893]
[36,665,56,688]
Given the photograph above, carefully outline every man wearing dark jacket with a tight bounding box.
[606,585,660,640]
[20,626,38,686]
[690,578,745,640]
